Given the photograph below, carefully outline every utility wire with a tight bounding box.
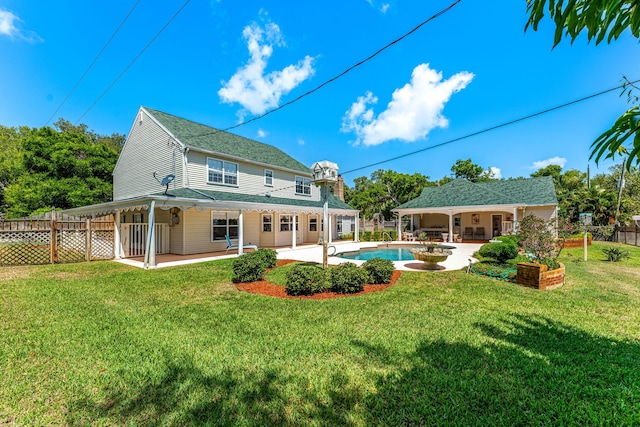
[75,0,191,125]
[340,79,640,175]
[45,0,141,126]
[244,80,638,198]
[179,0,462,140]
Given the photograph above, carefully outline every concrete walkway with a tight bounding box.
[116,240,482,271]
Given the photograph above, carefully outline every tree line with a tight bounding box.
[344,158,640,227]
[0,120,123,218]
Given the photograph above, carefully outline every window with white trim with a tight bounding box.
[207,158,238,186]
[211,211,239,241]
[309,216,318,232]
[262,214,272,232]
[264,169,273,186]
[295,176,311,195]
[337,217,343,233]
[279,215,299,232]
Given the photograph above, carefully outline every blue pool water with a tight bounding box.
[336,245,456,261]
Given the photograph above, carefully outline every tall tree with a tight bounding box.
[3,121,123,218]
[344,169,431,220]
[450,158,496,182]
[0,125,27,214]
[525,0,640,168]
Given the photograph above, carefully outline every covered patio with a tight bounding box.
[393,177,559,243]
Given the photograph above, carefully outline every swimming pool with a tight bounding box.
[336,244,456,261]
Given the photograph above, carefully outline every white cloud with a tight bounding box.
[531,156,567,169]
[218,19,315,119]
[0,9,42,42]
[257,128,267,138]
[487,167,502,179]
[297,138,305,145]
[365,0,390,13]
[341,63,474,146]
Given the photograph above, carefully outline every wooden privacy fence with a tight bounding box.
[0,211,114,266]
[617,226,640,247]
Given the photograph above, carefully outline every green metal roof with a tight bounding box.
[159,188,356,211]
[395,177,558,210]
[144,107,311,174]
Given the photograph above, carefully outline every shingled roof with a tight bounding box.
[159,188,355,211]
[144,107,311,174]
[395,177,557,210]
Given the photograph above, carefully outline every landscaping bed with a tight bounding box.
[236,260,401,299]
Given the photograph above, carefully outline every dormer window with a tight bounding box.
[207,158,238,186]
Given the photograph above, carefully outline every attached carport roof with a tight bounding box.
[62,188,358,217]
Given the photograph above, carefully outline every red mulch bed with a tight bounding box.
[235,260,402,300]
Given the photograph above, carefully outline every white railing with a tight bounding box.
[120,223,170,257]
[502,221,514,234]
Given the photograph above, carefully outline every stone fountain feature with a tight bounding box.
[410,243,453,270]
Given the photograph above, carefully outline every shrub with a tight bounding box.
[372,231,381,241]
[232,252,266,283]
[329,263,369,294]
[285,264,327,296]
[362,257,394,284]
[360,231,372,242]
[601,246,631,262]
[478,241,518,263]
[253,248,277,269]
[496,235,519,247]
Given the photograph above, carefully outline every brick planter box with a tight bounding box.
[516,262,565,290]
[561,236,592,248]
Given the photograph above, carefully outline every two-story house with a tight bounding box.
[64,107,359,268]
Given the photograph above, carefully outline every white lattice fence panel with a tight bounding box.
[0,231,51,265]
[91,230,114,259]
[57,230,86,263]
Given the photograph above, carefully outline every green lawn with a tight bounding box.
[1,242,639,426]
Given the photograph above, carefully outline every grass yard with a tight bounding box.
[1,241,640,425]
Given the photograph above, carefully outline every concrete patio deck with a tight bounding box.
[116,240,482,271]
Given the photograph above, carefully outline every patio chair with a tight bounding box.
[463,227,474,240]
[225,235,258,253]
[475,227,485,240]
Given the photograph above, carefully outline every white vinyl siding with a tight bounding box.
[187,151,317,200]
[207,158,238,186]
[113,108,184,200]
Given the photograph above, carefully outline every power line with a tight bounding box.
[75,0,191,125]
[45,0,141,126]
[341,79,640,175]
[180,0,462,140]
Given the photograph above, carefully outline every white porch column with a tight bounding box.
[114,209,121,259]
[238,209,244,255]
[396,213,402,241]
[355,212,360,242]
[328,214,333,243]
[410,215,414,233]
[513,207,519,233]
[448,210,454,242]
[143,201,156,269]
[292,213,297,248]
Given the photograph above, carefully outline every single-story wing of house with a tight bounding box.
[392,177,558,242]
[62,106,359,268]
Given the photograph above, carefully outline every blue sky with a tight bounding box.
[1,0,638,186]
